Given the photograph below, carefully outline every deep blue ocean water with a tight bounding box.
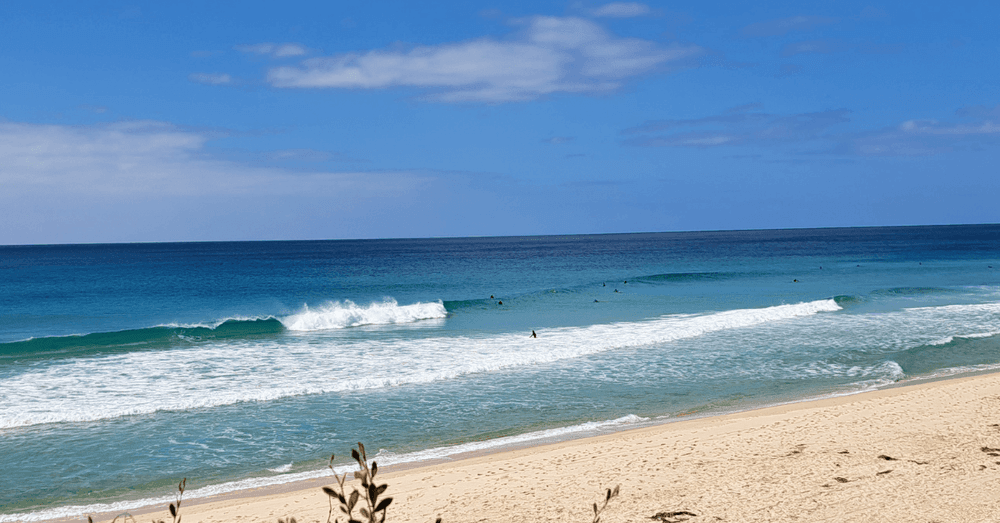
[2,226,999,520]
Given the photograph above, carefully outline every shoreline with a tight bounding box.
[24,368,1000,522]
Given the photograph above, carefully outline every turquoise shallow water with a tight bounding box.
[1,226,999,519]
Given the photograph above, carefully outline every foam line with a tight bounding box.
[0,300,840,429]
[0,414,648,522]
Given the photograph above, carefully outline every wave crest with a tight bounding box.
[281,299,448,331]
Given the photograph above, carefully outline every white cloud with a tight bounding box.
[0,120,468,243]
[848,115,1000,156]
[235,43,308,57]
[897,119,1000,135]
[188,73,232,85]
[0,121,424,197]
[266,16,701,102]
[590,2,652,18]
[623,107,851,148]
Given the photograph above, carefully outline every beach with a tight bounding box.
[97,370,1000,523]
[4,230,999,520]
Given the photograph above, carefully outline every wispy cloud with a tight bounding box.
[188,73,232,85]
[624,103,1000,156]
[623,105,851,148]
[542,136,574,144]
[741,15,837,37]
[0,120,423,197]
[845,107,1000,156]
[236,42,308,57]
[266,16,702,102]
[589,2,652,18]
[0,120,460,243]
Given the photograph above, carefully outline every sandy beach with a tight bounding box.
[86,371,1000,523]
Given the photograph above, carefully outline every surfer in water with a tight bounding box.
[531,330,537,338]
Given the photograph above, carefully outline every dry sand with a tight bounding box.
[97,372,1000,523]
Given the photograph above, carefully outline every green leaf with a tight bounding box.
[169,504,176,518]
[349,490,360,510]
[322,487,337,497]
[374,497,392,512]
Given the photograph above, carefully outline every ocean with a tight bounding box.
[1,225,999,520]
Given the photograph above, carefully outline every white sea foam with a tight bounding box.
[850,360,906,391]
[928,330,1000,346]
[267,463,293,473]
[0,299,845,429]
[373,414,650,466]
[910,362,1000,380]
[157,300,448,331]
[281,299,448,331]
[0,415,648,522]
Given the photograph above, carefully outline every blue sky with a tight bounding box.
[1,0,997,244]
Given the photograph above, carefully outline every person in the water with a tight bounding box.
[531,330,537,338]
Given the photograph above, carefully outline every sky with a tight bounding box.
[1,0,998,244]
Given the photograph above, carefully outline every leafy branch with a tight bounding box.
[322,443,393,523]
